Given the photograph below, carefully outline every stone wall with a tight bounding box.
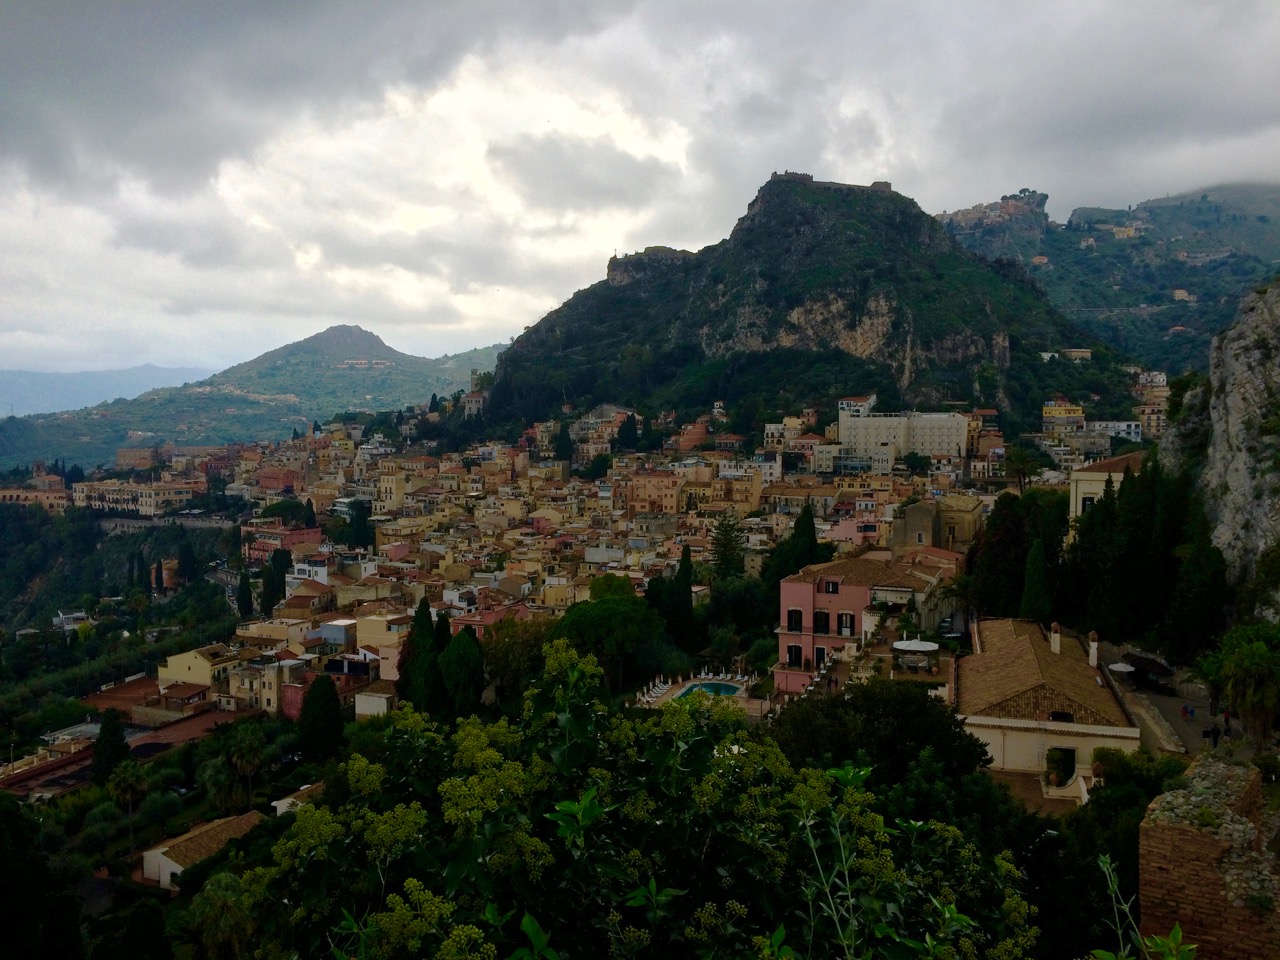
[1139,755,1280,958]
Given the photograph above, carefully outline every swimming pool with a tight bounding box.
[677,681,743,698]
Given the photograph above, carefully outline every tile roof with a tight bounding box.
[153,811,266,869]
[957,619,1128,726]
[783,556,939,590]
[1073,451,1146,475]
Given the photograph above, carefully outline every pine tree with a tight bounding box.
[1018,539,1053,624]
[711,511,746,580]
[298,675,343,763]
[428,393,439,413]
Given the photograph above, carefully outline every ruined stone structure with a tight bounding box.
[1139,755,1280,958]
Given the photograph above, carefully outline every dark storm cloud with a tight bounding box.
[487,133,681,211]
[1,0,1278,371]
[0,1,635,196]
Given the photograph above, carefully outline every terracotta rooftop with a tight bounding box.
[1073,451,1146,475]
[784,556,939,590]
[153,811,266,869]
[957,619,1128,727]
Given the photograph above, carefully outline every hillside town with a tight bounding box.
[2,359,1176,785]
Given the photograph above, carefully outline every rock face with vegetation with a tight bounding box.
[490,173,1131,432]
[941,183,1280,376]
[1193,284,1280,617]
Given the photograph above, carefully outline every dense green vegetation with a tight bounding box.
[963,455,1228,664]
[0,504,236,752]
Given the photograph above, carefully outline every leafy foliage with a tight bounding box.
[210,642,1038,959]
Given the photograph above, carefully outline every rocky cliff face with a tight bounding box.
[1167,285,1280,617]
[489,174,1112,428]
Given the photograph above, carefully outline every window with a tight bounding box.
[1081,496,1096,512]
[813,611,830,635]
[823,580,839,594]
[787,609,803,632]
[916,532,925,544]
[837,612,854,636]
[787,644,803,667]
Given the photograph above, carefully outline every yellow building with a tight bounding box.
[1067,451,1146,525]
[158,644,239,690]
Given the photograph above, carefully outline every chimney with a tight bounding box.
[1049,622,1061,655]
[1088,630,1099,668]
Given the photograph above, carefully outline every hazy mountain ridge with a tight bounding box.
[0,327,503,469]
[939,183,1280,374]
[0,364,215,418]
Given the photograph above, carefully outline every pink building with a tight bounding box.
[774,555,946,694]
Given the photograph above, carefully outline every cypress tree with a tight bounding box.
[662,545,695,646]
[1018,539,1053,624]
[397,599,438,711]
[304,499,317,529]
[439,627,486,719]
[237,571,254,619]
[554,422,574,462]
[259,569,279,617]
[433,610,453,655]
[177,539,198,583]
[91,709,130,785]
[298,675,343,763]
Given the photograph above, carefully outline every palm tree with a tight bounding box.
[188,872,253,960]
[108,759,146,853]
[1002,445,1042,495]
[1221,640,1280,744]
[940,573,980,634]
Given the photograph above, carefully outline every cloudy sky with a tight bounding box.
[2,1,1278,373]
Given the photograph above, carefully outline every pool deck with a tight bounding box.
[634,675,772,720]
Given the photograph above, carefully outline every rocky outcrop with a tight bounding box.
[606,246,694,286]
[1178,285,1280,616]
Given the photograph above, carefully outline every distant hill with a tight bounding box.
[0,364,214,417]
[938,183,1280,374]
[489,173,1135,433]
[0,327,503,468]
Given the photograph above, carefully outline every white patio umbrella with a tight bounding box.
[893,638,939,653]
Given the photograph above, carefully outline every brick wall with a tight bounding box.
[1139,757,1280,959]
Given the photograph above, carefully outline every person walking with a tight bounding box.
[1223,707,1231,732]
[1210,722,1222,749]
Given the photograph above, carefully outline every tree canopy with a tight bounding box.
[219,642,1037,960]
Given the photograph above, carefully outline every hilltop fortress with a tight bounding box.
[767,170,893,193]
